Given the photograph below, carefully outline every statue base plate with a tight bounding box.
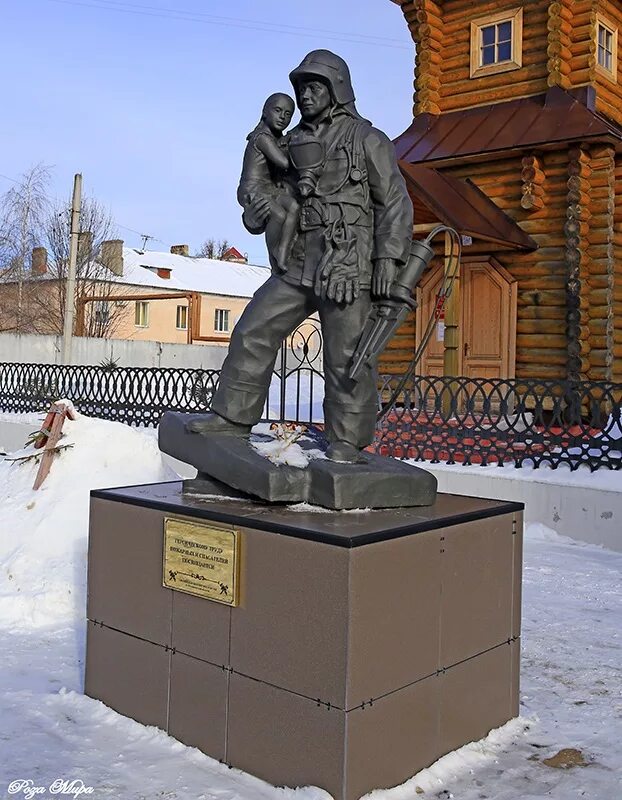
[159,411,437,509]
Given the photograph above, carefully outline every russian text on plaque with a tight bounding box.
[163,517,239,606]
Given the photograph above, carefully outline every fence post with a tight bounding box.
[279,341,287,421]
[564,380,582,426]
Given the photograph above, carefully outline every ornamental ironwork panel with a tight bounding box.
[265,316,324,424]
[0,361,221,428]
[374,375,622,472]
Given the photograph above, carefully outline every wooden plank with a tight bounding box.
[440,75,549,109]
[33,403,72,491]
[516,319,566,335]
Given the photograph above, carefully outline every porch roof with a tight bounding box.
[394,86,622,166]
[399,162,538,251]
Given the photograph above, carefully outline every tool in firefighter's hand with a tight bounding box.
[372,226,462,422]
[349,235,438,381]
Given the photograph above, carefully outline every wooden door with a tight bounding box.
[415,266,446,376]
[462,262,517,379]
[416,259,517,378]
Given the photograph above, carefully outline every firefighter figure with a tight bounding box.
[189,50,413,463]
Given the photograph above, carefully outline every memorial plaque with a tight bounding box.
[163,517,240,606]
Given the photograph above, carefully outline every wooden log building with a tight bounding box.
[386,0,622,385]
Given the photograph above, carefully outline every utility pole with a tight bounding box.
[61,173,82,365]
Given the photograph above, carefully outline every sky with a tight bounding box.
[0,0,415,267]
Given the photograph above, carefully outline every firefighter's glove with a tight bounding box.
[315,218,360,304]
[372,258,398,299]
[321,262,360,305]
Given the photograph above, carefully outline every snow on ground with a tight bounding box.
[251,423,326,468]
[0,408,174,629]
[266,372,325,424]
[1,414,621,799]
[413,457,622,492]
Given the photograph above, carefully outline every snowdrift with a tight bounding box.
[0,408,174,629]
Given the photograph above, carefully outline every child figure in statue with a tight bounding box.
[237,93,299,273]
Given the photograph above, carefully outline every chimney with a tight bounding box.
[78,230,94,261]
[32,247,48,276]
[170,244,189,257]
[100,239,124,276]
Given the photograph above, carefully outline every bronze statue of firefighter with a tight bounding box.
[188,49,442,464]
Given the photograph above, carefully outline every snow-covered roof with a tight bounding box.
[0,247,270,299]
[116,248,269,298]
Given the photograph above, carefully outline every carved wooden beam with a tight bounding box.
[400,0,443,116]
[521,153,546,212]
[564,146,592,382]
[586,145,616,381]
[547,0,573,88]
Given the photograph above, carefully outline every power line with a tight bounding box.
[0,171,66,207]
[78,0,409,44]
[116,222,164,245]
[0,170,270,265]
[0,171,162,248]
[43,0,412,50]
[0,172,20,186]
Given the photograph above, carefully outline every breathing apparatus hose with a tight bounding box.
[376,225,462,422]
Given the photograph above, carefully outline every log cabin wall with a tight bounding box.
[388,141,622,380]
[615,156,622,383]
[402,0,444,116]
[377,307,418,375]
[391,151,571,381]
[398,146,620,383]
[553,0,597,91]
[451,151,572,381]
[565,146,592,382]
[438,1,550,112]
[395,144,622,383]
[547,0,574,89]
[394,0,622,383]
[586,144,616,381]
[579,0,622,127]
[399,1,622,119]
[399,0,553,114]
[549,0,622,127]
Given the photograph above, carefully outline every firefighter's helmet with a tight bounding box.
[289,50,356,107]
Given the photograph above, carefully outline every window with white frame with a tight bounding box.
[470,8,523,78]
[176,304,188,330]
[214,308,230,332]
[135,301,149,327]
[596,14,618,82]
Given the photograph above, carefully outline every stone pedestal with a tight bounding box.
[85,481,523,800]
[158,412,438,509]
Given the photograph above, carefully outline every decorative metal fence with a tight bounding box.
[0,318,326,429]
[1,354,620,471]
[0,360,219,426]
[374,375,622,471]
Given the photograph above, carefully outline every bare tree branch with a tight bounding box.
[194,237,230,260]
[0,171,123,339]
[0,164,51,332]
